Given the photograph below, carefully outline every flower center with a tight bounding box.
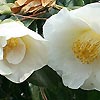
[72,32,100,64]
[3,38,18,59]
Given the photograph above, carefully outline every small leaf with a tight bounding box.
[29,84,43,100]
[22,19,34,27]
[87,90,100,100]
[73,0,85,6]
[6,0,16,3]
[28,66,62,89]
[0,4,11,14]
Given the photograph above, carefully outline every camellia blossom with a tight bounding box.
[0,20,47,83]
[43,3,100,91]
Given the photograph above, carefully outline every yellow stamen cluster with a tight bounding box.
[72,38,100,64]
[3,38,18,58]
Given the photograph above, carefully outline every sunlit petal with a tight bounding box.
[43,8,92,88]
[5,35,47,83]
[0,21,47,83]
[70,3,100,33]
[6,38,26,64]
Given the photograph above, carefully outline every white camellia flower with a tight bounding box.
[43,3,100,91]
[0,20,47,83]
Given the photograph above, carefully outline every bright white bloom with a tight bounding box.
[0,21,47,83]
[43,3,100,91]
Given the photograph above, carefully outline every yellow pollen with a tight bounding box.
[72,39,100,64]
[3,38,18,58]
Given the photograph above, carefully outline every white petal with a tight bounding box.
[0,22,27,39]
[0,21,46,41]
[61,56,92,89]
[0,37,12,75]
[0,60,12,75]
[81,74,100,91]
[43,8,91,88]
[70,3,100,33]
[0,36,7,47]
[94,71,100,91]
[0,47,3,60]
[6,38,26,64]
[62,70,91,89]
[5,35,47,83]
[81,74,97,90]
[0,37,7,60]
[81,60,100,91]
[43,8,90,70]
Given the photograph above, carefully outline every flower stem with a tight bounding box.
[40,87,48,100]
[12,13,47,21]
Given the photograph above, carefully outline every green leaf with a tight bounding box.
[36,20,45,36]
[0,4,11,14]
[57,0,85,7]
[28,20,37,32]
[45,86,71,100]
[87,90,100,100]
[70,89,88,100]
[49,8,59,15]
[6,0,16,3]
[29,84,43,100]
[0,15,6,19]
[22,19,34,27]
[73,0,85,6]
[28,66,62,89]
[56,0,71,6]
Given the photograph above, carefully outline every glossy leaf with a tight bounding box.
[6,0,16,3]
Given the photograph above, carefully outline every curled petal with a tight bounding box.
[6,38,26,64]
[0,21,47,83]
[5,35,47,83]
[70,3,100,33]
